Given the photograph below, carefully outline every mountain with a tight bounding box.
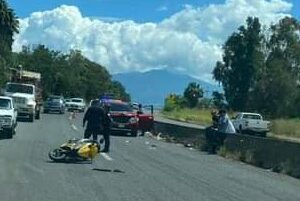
[113,69,223,106]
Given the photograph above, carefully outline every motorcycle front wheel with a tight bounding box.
[48,148,67,162]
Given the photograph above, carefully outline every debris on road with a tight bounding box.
[144,131,153,138]
[184,143,193,148]
[149,144,157,150]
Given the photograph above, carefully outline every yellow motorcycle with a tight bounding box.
[48,138,100,162]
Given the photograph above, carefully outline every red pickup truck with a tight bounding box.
[100,99,154,137]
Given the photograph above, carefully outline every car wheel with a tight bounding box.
[6,129,13,139]
[13,124,17,135]
[131,130,138,137]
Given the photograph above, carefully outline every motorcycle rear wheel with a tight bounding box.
[48,148,67,162]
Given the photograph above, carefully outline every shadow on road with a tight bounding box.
[17,117,31,123]
[0,136,9,140]
[110,134,137,138]
[46,160,92,164]
[92,168,125,174]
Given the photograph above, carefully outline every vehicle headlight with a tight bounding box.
[0,116,12,126]
[129,117,138,124]
[27,102,35,108]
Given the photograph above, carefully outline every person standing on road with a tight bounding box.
[83,99,105,142]
[102,104,111,153]
[137,103,143,114]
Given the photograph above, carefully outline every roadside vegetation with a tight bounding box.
[162,108,300,139]
[0,0,130,101]
[163,16,300,139]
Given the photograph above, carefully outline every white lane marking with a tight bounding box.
[101,153,113,161]
[71,124,78,131]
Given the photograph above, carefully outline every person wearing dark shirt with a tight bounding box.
[102,104,111,152]
[137,103,143,114]
[83,100,105,141]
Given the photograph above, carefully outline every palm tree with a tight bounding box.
[183,82,204,108]
[0,0,19,53]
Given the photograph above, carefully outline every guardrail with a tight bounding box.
[154,119,300,178]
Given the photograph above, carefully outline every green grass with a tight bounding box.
[162,108,300,139]
[271,119,300,139]
[161,108,212,126]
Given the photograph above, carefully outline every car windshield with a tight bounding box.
[48,98,61,103]
[0,99,11,110]
[6,83,34,94]
[243,114,261,120]
[109,103,133,112]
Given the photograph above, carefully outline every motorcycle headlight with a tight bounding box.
[129,117,138,124]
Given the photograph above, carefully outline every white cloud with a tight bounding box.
[160,0,292,43]
[13,0,292,83]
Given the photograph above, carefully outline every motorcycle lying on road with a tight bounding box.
[48,138,101,162]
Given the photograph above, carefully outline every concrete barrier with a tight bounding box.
[154,119,206,148]
[154,120,300,178]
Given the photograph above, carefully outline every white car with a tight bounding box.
[67,98,86,112]
[0,96,17,138]
[232,112,270,137]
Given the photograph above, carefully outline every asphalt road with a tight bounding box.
[0,112,300,201]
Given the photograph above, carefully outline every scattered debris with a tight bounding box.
[184,143,193,148]
[144,131,153,138]
[149,144,157,150]
[156,133,166,141]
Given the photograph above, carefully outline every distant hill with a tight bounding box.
[113,69,223,106]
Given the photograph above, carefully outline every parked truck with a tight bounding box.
[232,112,270,137]
[4,68,42,122]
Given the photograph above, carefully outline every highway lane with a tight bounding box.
[0,112,300,201]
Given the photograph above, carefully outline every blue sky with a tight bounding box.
[10,0,298,22]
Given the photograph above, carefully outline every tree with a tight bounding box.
[0,0,19,57]
[16,45,130,101]
[212,91,225,109]
[249,17,300,117]
[183,82,203,108]
[214,16,300,117]
[163,94,185,111]
[213,17,264,111]
[0,0,19,85]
